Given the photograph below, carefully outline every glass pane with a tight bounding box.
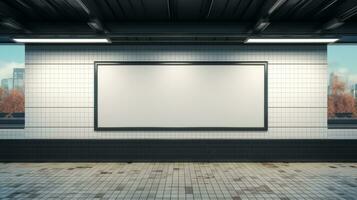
[0,45,25,128]
[328,44,357,127]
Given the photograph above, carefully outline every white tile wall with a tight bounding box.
[1,44,355,139]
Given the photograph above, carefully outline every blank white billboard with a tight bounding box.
[95,62,267,130]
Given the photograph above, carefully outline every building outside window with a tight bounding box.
[328,44,357,128]
[0,45,25,128]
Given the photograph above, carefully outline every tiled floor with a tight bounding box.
[0,163,356,200]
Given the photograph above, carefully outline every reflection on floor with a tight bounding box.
[0,163,356,199]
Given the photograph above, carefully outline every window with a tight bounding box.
[328,44,357,128]
[0,45,25,128]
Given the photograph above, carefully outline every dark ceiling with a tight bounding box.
[1,0,357,43]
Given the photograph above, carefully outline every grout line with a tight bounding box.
[269,107,327,108]
[25,62,328,65]
[25,126,93,128]
[25,107,326,109]
[26,107,94,108]
[24,126,328,129]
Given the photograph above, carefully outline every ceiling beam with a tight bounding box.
[0,1,23,19]
[251,0,287,33]
[88,18,107,34]
[0,1,31,33]
[166,0,171,20]
[167,0,177,20]
[313,0,339,18]
[318,3,357,32]
[267,0,287,16]
[72,0,108,34]
[204,0,214,19]
[72,0,90,16]
[0,18,31,33]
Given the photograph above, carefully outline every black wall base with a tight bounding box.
[0,139,356,162]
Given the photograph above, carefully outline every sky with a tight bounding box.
[328,44,357,87]
[328,44,357,75]
[0,45,25,80]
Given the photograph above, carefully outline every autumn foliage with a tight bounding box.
[328,75,357,118]
[0,88,25,118]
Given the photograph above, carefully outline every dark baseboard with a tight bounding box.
[0,139,356,162]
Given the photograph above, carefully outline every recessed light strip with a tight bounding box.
[245,38,339,43]
[13,38,110,43]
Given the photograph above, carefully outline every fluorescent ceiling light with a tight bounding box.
[245,38,339,43]
[13,38,110,43]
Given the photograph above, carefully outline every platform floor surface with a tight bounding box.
[0,163,356,199]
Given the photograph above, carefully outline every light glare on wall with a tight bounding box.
[13,38,110,43]
[245,38,339,43]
